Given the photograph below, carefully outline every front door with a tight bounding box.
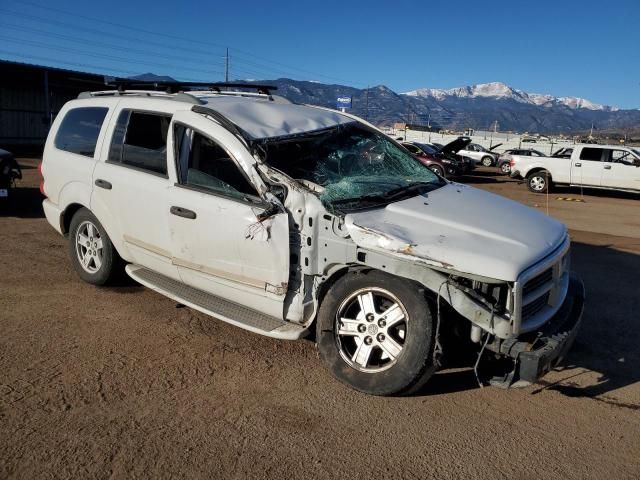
[601,149,640,191]
[167,113,289,319]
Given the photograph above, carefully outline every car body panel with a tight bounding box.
[344,183,567,282]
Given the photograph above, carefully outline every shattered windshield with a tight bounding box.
[262,123,444,210]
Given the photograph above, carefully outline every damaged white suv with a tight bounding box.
[41,82,584,395]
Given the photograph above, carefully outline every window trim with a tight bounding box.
[172,121,266,206]
[107,108,172,177]
[53,106,109,159]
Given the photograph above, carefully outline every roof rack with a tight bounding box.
[103,77,278,95]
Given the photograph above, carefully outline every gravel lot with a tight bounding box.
[1,159,639,479]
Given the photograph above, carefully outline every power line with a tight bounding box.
[0,36,223,77]
[10,1,364,87]
[0,22,225,68]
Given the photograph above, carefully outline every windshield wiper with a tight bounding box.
[330,193,389,207]
[382,181,439,199]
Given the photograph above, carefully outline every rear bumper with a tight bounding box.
[488,272,584,387]
[43,199,64,235]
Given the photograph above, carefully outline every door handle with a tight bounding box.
[604,165,612,170]
[574,162,582,167]
[170,206,197,219]
[94,179,112,190]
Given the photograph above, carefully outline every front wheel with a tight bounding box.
[481,156,494,167]
[316,271,436,396]
[68,208,123,285]
[527,171,551,193]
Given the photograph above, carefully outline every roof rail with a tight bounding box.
[103,77,278,95]
[77,90,205,105]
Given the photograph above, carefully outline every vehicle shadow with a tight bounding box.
[549,185,640,201]
[0,187,45,218]
[416,242,640,404]
[457,169,518,185]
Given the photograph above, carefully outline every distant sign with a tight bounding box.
[336,96,352,109]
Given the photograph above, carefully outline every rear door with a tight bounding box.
[572,147,604,186]
[167,111,290,319]
[601,148,640,190]
[91,106,179,279]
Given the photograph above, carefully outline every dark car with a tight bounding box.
[402,141,468,177]
[497,148,546,174]
[0,148,22,203]
[434,136,475,173]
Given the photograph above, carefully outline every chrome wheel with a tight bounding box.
[481,156,493,167]
[335,288,408,373]
[75,220,104,274]
[501,163,511,174]
[529,175,546,192]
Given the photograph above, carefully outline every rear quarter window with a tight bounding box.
[54,107,108,157]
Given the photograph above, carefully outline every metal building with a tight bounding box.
[0,60,105,154]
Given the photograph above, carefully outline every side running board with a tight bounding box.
[126,265,306,340]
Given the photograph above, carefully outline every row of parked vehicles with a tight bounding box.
[400,136,640,196]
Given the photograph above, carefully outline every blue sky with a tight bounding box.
[1,0,639,108]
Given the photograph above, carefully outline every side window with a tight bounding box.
[580,147,604,161]
[108,110,170,175]
[609,150,635,165]
[404,144,419,154]
[54,107,108,157]
[174,125,260,202]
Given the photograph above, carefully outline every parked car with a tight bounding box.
[0,148,22,203]
[402,141,463,177]
[457,142,502,167]
[428,137,475,173]
[41,82,583,396]
[497,149,546,174]
[510,144,640,193]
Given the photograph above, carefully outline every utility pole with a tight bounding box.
[364,85,369,121]
[224,48,229,82]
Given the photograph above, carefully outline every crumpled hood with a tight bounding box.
[344,183,567,281]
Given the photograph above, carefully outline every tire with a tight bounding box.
[500,162,511,174]
[429,165,445,177]
[68,207,123,285]
[481,156,494,167]
[527,171,551,193]
[316,270,436,396]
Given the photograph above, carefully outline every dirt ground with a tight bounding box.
[1,159,639,479]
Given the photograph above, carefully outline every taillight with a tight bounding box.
[38,161,46,197]
[509,159,516,167]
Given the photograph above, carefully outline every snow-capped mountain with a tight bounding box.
[241,78,639,133]
[404,82,617,112]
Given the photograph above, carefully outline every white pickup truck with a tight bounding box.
[510,144,640,194]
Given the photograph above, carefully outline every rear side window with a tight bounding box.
[54,107,108,157]
[108,110,170,175]
[580,147,603,161]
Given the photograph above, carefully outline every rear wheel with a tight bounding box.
[500,162,511,174]
[481,156,494,167]
[316,270,436,396]
[527,171,551,193]
[68,208,123,285]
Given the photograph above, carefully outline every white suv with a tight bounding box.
[41,82,584,395]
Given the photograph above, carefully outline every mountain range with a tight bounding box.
[252,79,640,134]
[134,73,640,134]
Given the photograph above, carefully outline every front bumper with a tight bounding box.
[488,272,584,387]
[510,169,522,179]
